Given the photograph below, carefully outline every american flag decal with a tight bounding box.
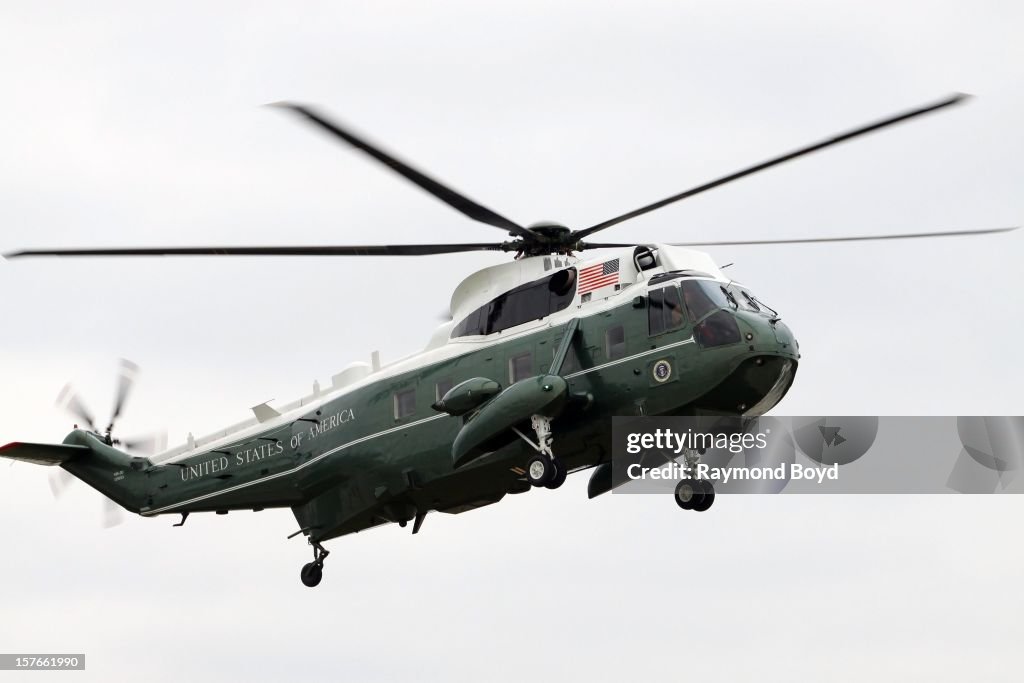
[578,258,620,295]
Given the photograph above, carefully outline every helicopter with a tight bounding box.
[1,92,1016,587]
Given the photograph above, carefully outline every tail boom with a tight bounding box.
[2,431,151,513]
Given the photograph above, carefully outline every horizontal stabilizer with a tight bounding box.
[0,442,90,466]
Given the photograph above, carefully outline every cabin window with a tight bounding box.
[509,352,533,383]
[649,288,665,336]
[435,377,454,403]
[393,387,416,420]
[648,285,686,336]
[452,269,577,338]
[605,325,626,360]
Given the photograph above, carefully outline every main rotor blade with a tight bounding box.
[580,226,1018,249]
[109,358,139,431]
[4,243,510,258]
[574,93,970,240]
[270,102,535,239]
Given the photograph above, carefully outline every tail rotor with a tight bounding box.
[47,468,75,499]
[55,384,98,432]
[107,359,139,437]
[49,359,164,528]
[55,358,158,450]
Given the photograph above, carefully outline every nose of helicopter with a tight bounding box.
[743,314,798,414]
[725,308,799,361]
[691,309,799,415]
[768,317,799,359]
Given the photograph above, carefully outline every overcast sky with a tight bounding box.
[1,2,1023,681]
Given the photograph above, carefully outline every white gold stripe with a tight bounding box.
[141,413,449,516]
[563,336,694,379]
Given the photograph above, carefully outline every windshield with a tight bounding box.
[680,280,729,321]
[726,285,777,317]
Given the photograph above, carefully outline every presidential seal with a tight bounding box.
[652,359,672,383]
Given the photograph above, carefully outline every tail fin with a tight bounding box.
[2,431,150,513]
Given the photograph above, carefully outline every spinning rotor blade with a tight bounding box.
[102,499,124,528]
[56,384,97,431]
[582,226,1019,249]
[573,93,970,240]
[4,93,1004,262]
[109,358,139,431]
[122,432,168,455]
[4,243,509,258]
[270,102,534,239]
[48,468,122,528]
[48,468,75,499]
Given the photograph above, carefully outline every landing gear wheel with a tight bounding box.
[674,479,704,511]
[693,480,715,512]
[300,540,330,587]
[544,459,568,489]
[300,562,323,588]
[526,454,556,487]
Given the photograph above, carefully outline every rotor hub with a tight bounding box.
[515,221,577,256]
[526,221,571,241]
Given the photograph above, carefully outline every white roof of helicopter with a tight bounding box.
[153,244,727,463]
[448,243,726,321]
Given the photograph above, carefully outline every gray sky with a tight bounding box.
[1,1,1022,681]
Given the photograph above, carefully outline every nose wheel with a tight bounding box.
[300,541,330,588]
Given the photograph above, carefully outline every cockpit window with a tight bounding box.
[696,310,741,348]
[740,290,761,312]
[752,295,777,317]
[648,285,686,336]
[722,287,739,310]
[452,268,577,338]
[664,286,685,329]
[680,280,729,322]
